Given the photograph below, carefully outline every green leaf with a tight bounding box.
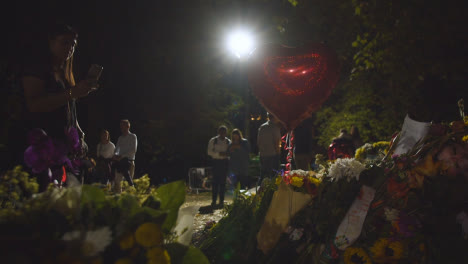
[155,181,186,232]
[81,185,107,208]
[117,194,142,216]
[166,243,210,264]
[288,0,299,7]
[182,246,210,264]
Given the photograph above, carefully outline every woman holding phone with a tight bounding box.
[22,22,97,190]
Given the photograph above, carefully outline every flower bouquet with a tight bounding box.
[199,116,468,263]
[0,169,209,264]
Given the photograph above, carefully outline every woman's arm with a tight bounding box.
[23,76,95,113]
[23,76,70,112]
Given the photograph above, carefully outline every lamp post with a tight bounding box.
[226,29,255,142]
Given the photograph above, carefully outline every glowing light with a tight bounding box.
[226,30,255,59]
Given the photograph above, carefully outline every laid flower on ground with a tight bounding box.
[290,176,304,188]
[343,247,372,264]
[370,238,404,263]
[328,158,366,182]
[62,227,113,257]
[384,207,400,222]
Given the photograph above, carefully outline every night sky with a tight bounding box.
[2,1,280,143]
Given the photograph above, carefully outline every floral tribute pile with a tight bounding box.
[200,117,468,264]
[0,171,209,264]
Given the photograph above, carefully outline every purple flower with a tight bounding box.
[392,212,420,238]
[65,127,81,154]
[27,128,48,146]
[24,128,80,178]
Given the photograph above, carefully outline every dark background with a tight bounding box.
[0,0,283,182]
[1,0,467,183]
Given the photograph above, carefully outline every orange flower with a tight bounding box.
[407,171,425,189]
[413,153,440,178]
[387,178,409,198]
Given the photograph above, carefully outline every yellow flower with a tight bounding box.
[290,176,304,188]
[308,176,322,187]
[146,247,171,264]
[114,258,133,264]
[355,147,366,160]
[372,141,390,149]
[119,232,135,250]
[387,241,404,259]
[275,176,283,186]
[135,222,163,248]
[370,238,404,263]
[462,135,468,142]
[344,247,372,264]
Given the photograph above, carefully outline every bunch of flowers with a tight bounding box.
[355,141,390,161]
[327,158,366,182]
[0,166,39,211]
[0,167,209,264]
[275,169,322,195]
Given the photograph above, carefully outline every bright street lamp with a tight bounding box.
[226,29,255,59]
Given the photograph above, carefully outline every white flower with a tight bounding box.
[456,211,468,238]
[82,226,113,256]
[286,170,309,177]
[384,207,400,222]
[62,227,113,257]
[327,158,366,182]
[62,230,81,241]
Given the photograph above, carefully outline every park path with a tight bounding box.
[180,191,233,246]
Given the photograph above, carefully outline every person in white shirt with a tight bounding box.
[96,129,115,183]
[257,113,282,181]
[112,119,137,192]
[207,125,230,209]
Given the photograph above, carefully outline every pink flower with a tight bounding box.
[437,144,468,178]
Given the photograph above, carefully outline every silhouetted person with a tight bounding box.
[112,119,137,193]
[257,113,281,180]
[207,125,230,208]
[22,22,96,190]
[96,129,115,184]
[228,128,251,189]
[328,129,355,160]
[350,125,364,150]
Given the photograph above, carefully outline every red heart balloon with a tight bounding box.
[247,43,340,131]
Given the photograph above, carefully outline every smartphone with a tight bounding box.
[86,64,103,84]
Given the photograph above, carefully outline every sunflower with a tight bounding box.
[146,247,171,264]
[135,222,163,248]
[344,247,372,264]
[308,175,322,187]
[370,238,404,263]
[462,135,468,142]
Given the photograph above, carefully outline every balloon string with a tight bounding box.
[281,131,294,173]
